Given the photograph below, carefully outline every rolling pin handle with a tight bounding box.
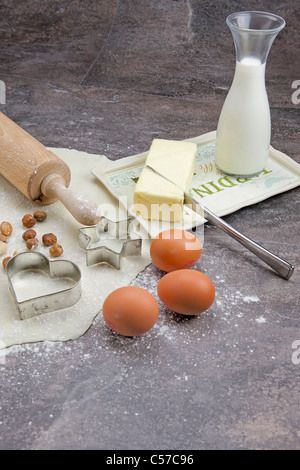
[41,174,101,226]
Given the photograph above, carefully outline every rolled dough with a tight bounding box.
[0,148,151,350]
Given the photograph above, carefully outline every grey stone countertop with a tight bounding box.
[0,0,299,450]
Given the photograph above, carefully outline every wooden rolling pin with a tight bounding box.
[0,112,100,225]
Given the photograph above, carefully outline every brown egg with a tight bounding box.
[157,269,215,315]
[103,286,159,336]
[150,228,202,272]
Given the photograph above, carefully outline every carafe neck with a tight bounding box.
[227,11,285,65]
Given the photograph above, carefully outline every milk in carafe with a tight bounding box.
[215,11,286,177]
[215,58,270,177]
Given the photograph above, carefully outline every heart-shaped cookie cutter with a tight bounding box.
[78,215,142,269]
[6,252,82,320]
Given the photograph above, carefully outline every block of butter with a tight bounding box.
[133,139,197,222]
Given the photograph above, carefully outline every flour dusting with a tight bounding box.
[255,316,267,324]
[243,295,260,303]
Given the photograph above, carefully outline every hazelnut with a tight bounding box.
[22,214,36,228]
[1,221,13,236]
[2,256,11,269]
[0,241,7,256]
[0,233,7,243]
[34,210,47,222]
[49,243,63,257]
[22,229,37,241]
[13,250,22,256]
[42,233,57,246]
[26,237,39,251]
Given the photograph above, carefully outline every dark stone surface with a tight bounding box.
[0,0,299,450]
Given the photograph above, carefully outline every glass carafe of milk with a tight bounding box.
[215,11,285,177]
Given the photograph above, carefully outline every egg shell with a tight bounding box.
[157,269,215,316]
[102,286,159,337]
[150,228,202,272]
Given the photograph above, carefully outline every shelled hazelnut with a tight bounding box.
[26,237,39,251]
[22,229,37,241]
[33,211,47,222]
[22,214,36,228]
[49,243,63,257]
[1,221,13,236]
[0,241,7,256]
[42,233,57,246]
[2,256,11,269]
[13,250,22,256]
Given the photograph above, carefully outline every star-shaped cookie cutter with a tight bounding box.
[78,216,142,269]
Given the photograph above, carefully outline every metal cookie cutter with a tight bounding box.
[6,252,82,320]
[78,216,142,269]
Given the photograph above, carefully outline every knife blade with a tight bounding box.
[145,164,294,280]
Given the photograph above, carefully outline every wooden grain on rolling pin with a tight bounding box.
[0,112,71,204]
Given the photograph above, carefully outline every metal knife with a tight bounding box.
[145,164,294,280]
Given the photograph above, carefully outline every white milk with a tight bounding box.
[215,58,271,176]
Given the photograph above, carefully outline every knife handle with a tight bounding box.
[203,205,294,280]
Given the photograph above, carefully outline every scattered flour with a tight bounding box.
[243,295,260,303]
[156,325,175,341]
[255,316,267,324]
[211,276,264,329]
